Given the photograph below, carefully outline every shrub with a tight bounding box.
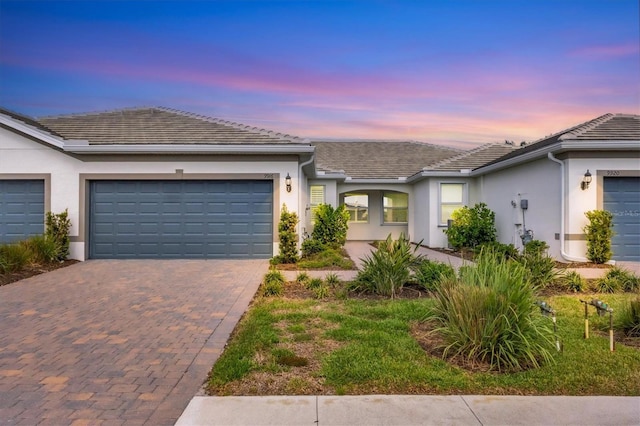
[46,210,71,261]
[0,243,32,273]
[518,240,559,289]
[262,269,285,296]
[295,271,310,285]
[312,204,350,248]
[325,272,341,286]
[443,203,497,250]
[583,210,614,264]
[356,233,421,298]
[476,241,519,260]
[21,235,58,265]
[432,250,555,372]
[561,271,586,293]
[301,238,325,257]
[616,297,640,337]
[297,248,354,270]
[306,277,324,290]
[278,204,299,264]
[313,284,330,299]
[414,259,455,292]
[595,267,639,293]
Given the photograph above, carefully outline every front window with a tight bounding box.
[383,192,408,223]
[344,193,368,223]
[309,185,325,223]
[440,183,465,224]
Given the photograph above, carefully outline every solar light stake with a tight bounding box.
[580,299,589,339]
[609,309,614,352]
[536,301,561,352]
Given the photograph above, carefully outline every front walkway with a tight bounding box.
[0,259,267,425]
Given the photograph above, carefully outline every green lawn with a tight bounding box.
[206,293,640,396]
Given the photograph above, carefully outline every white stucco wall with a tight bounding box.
[1,127,302,260]
[480,158,561,256]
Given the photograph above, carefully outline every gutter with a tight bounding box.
[547,152,588,263]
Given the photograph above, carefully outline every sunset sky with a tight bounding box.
[1,1,638,148]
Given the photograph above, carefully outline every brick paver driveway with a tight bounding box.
[0,259,267,425]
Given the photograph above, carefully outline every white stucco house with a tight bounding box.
[1,107,638,262]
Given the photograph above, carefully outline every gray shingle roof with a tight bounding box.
[38,107,307,145]
[426,143,519,171]
[482,113,640,168]
[0,107,65,138]
[312,140,462,179]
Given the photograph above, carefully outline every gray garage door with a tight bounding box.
[603,177,640,261]
[90,180,273,259]
[0,180,44,244]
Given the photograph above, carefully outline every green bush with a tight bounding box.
[356,234,421,298]
[595,267,638,293]
[0,243,32,273]
[443,203,497,250]
[325,272,341,286]
[295,271,310,285]
[414,259,455,292]
[46,210,71,261]
[432,249,555,372]
[560,271,586,293]
[312,204,350,247]
[313,284,330,299]
[262,269,285,296]
[277,204,299,264]
[518,240,559,289]
[306,277,324,290]
[297,247,354,269]
[301,238,325,257]
[583,210,614,264]
[21,235,58,265]
[616,297,640,337]
[476,241,519,260]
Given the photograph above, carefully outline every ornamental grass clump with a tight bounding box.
[616,297,640,337]
[356,233,421,298]
[432,248,555,372]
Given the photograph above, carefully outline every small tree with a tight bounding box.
[312,204,350,248]
[46,209,71,261]
[583,210,614,264]
[444,203,497,250]
[278,204,299,264]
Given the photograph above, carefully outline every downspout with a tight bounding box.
[298,154,315,240]
[547,152,588,262]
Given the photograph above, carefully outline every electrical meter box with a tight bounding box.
[520,199,528,210]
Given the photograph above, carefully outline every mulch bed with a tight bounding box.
[0,260,79,287]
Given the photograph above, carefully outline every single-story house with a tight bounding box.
[1,107,638,262]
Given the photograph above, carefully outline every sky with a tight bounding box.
[0,1,638,149]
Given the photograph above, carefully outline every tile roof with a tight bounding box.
[38,107,307,145]
[312,140,462,179]
[0,107,65,138]
[482,113,640,168]
[426,143,519,171]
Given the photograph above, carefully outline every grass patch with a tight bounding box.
[206,293,640,396]
[296,247,355,270]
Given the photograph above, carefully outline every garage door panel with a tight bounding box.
[604,177,640,261]
[90,180,273,259]
[0,180,45,243]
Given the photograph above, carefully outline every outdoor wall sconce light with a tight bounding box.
[285,173,292,193]
[581,170,592,190]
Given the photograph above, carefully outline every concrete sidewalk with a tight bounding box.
[176,394,640,425]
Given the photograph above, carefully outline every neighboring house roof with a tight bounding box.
[38,107,307,145]
[311,140,462,179]
[426,143,519,172]
[481,113,640,169]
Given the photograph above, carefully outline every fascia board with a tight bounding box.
[406,171,472,183]
[64,144,316,154]
[0,115,87,149]
[343,178,410,184]
[472,140,639,176]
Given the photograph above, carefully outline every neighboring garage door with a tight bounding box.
[89,180,273,259]
[0,180,44,244]
[603,176,640,261]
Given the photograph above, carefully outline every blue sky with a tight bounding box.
[0,0,638,148]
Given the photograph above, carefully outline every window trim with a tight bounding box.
[382,191,408,224]
[439,182,467,226]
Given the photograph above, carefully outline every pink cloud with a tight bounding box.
[570,43,640,59]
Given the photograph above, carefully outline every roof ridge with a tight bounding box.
[558,113,615,140]
[425,142,506,170]
[156,107,304,143]
[311,139,463,152]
